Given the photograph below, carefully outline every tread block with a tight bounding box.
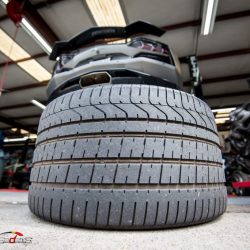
[115,164,140,184]
[139,164,161,184]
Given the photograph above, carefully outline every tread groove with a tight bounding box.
[200,199,204,221]
[36,131,220,148]
[42,197,45,219]
[59,199,62,223]
[184,200,188,223]
[95,201,99,226]
[49,198,53,222]
[33,158,222,167]
[174,201,180,224]
[31,182,224,190]
[154,201,159,226]
[37,117,218,137]
[132,202,137,225]
[119,202,124,226]
[192,200,197,223]
[83,201,88,225]
[143,201,148,226]
[107,202,112,226]
[164,201,170,224]
[71,200,75,224]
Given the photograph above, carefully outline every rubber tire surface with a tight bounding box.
[29,84,227,229]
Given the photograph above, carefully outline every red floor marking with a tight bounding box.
[232,181,250,188]
[0,188,28,192]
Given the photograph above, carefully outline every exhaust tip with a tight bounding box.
[79,72,111,88]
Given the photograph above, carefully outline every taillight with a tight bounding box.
[129,37,169,56]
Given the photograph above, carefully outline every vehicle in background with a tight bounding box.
[0,163,31,190]
[224,102,250,196]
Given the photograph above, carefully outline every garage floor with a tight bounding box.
[0,191,249,250]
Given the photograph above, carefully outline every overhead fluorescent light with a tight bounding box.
[201,0,219,35]
[11,128,30,134]
[215,117,229,124]
[20,129,29,134]
[4,136,29,142]
[0,0,52,54]
[29,134,37,139]
[31,99,46,110]
[86,0,126,26]
[212,107,236,114]
[215,114,229,119]
[0,28,51,82]
[4,134,37,143]
[18,59,51,82]
[21,18,52,55]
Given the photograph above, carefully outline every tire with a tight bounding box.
[29,84,227,229]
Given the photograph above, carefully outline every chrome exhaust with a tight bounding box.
[79,72,111,88]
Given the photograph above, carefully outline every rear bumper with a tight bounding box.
[47,57,182,100]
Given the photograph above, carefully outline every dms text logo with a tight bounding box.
[0,231,32,244]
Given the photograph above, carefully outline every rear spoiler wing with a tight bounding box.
[49,21,165,60]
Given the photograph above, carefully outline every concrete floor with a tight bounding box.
[0,192,249,250]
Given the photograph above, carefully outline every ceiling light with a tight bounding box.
[21,18,52,55]
[201,0,219,35]
[29,134,37,139]
[86,0,126,26]
[215,118,229,124]
[20,129,29,134]
[31,99,46,110]
[4,134,37,143]
[4,136,29,142]
[215,114,229,118]
[212,107,236,114]
[0,0,52,54]
[18,59,51,82]
[0,28,51,82]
